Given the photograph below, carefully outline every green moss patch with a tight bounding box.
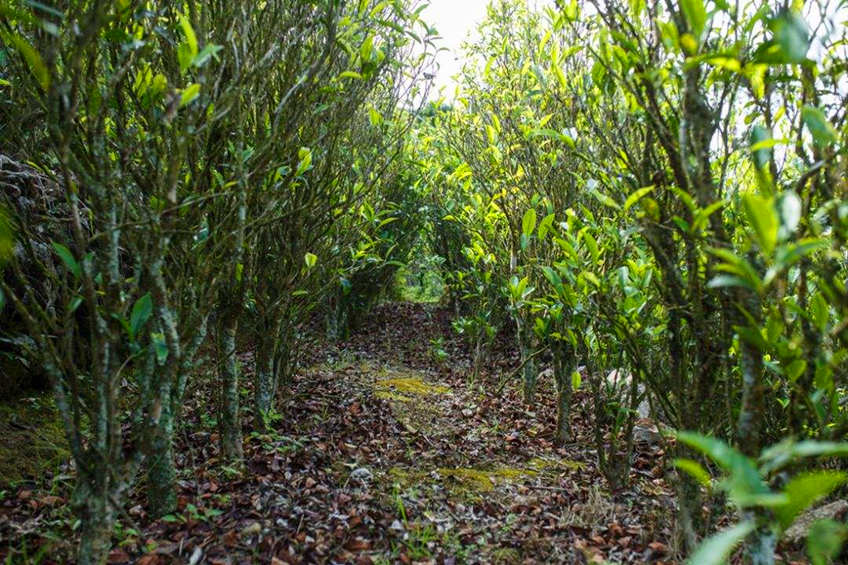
[374,391,414,402]
[438,466,540,492]
[375,375,450,396]
[0,394,69,487]
[525,457,585,474]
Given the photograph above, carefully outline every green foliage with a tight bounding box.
[678,432,848,563]
[3,0,848,561]
[415,0,848,558]
[0,0,435,560]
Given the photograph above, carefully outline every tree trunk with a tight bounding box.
[254,332,275,430]
[146,399,176,516]
[75,481,116,565]
[675,472,703,553]
[218,311,243,461]
[553,347,573,445]
[518,323,536,405]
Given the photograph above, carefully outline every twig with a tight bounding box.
[495,346,550,395]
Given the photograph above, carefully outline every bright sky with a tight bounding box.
[420,0,490,97]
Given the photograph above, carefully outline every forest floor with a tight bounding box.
[0,302,682,564]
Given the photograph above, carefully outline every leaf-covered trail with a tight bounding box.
[0,303,677,564]
[256,302,678,564]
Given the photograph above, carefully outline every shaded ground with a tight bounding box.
[0,302,677,564]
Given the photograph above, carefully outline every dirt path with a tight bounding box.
[262,303,677,564]
[0,302,677,565]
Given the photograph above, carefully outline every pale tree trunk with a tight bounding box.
[254,331,276,429]
[218,310,243,461]
[73,471,118,565]
[77,509,114,565]
[518,321,536,405]
[553,345,573,445]
[146,398,176,516]
[737,287,774,564]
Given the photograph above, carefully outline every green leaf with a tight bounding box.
[624,186,654,212]
[522,208,537,237]
[680,0,707,41]
[179,83,201,107]
[360,34,374,62]
[709,248,763,293]
[742,192,778,255]
[810,293,829,333]
[777,191,802,239]
[784,359,807,382]
[750,125,773,170]
[676,432,739,471]
[296,147,312,176]
[760,439,848,475]
[527,128,575,148]
[674,458,712,488]
[177,13,199,73]
[581,271,601,288]
[776,238,828,269]
[582,231,599,262]
[707,275,757,292]
[152,332,169,363]
[339,71,363,80]
[770,10,810,64]
[677,431,771,506]
[3,32,49,91]
[687,521,755,565]
[807,519,848,565]
[774,471,847,530]
[802,106,838,146]
[538,213,555,240]
[304,252,317,269]
[193,44,223,68]
[52,242,81,278]
[130,293,153,339]
[571,370,582,390]
[693,200,725,233]
[589,187,621,210]
[542,266,565,297]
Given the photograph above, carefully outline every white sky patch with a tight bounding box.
[420,0,489,98]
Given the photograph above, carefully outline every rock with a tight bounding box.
[389,519,405,532]
[605,369,650,419]
[784,500,848,544]
[241,521,262,537]
[633,418,661,446]
[188,547,203,565]
[350,467,373,484]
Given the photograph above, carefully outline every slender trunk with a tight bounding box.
[471,330,484,381]
[74,479,116,565]
[737,283,764,456]
[146,399,176,516]
[553,346,573,445]
[254,331,275,429]
[518,322,536,405]
[675,471,702,553]
[77,514,113,565]
[218,311,243,461]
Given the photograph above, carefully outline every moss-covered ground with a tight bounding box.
[0,393,69,489]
